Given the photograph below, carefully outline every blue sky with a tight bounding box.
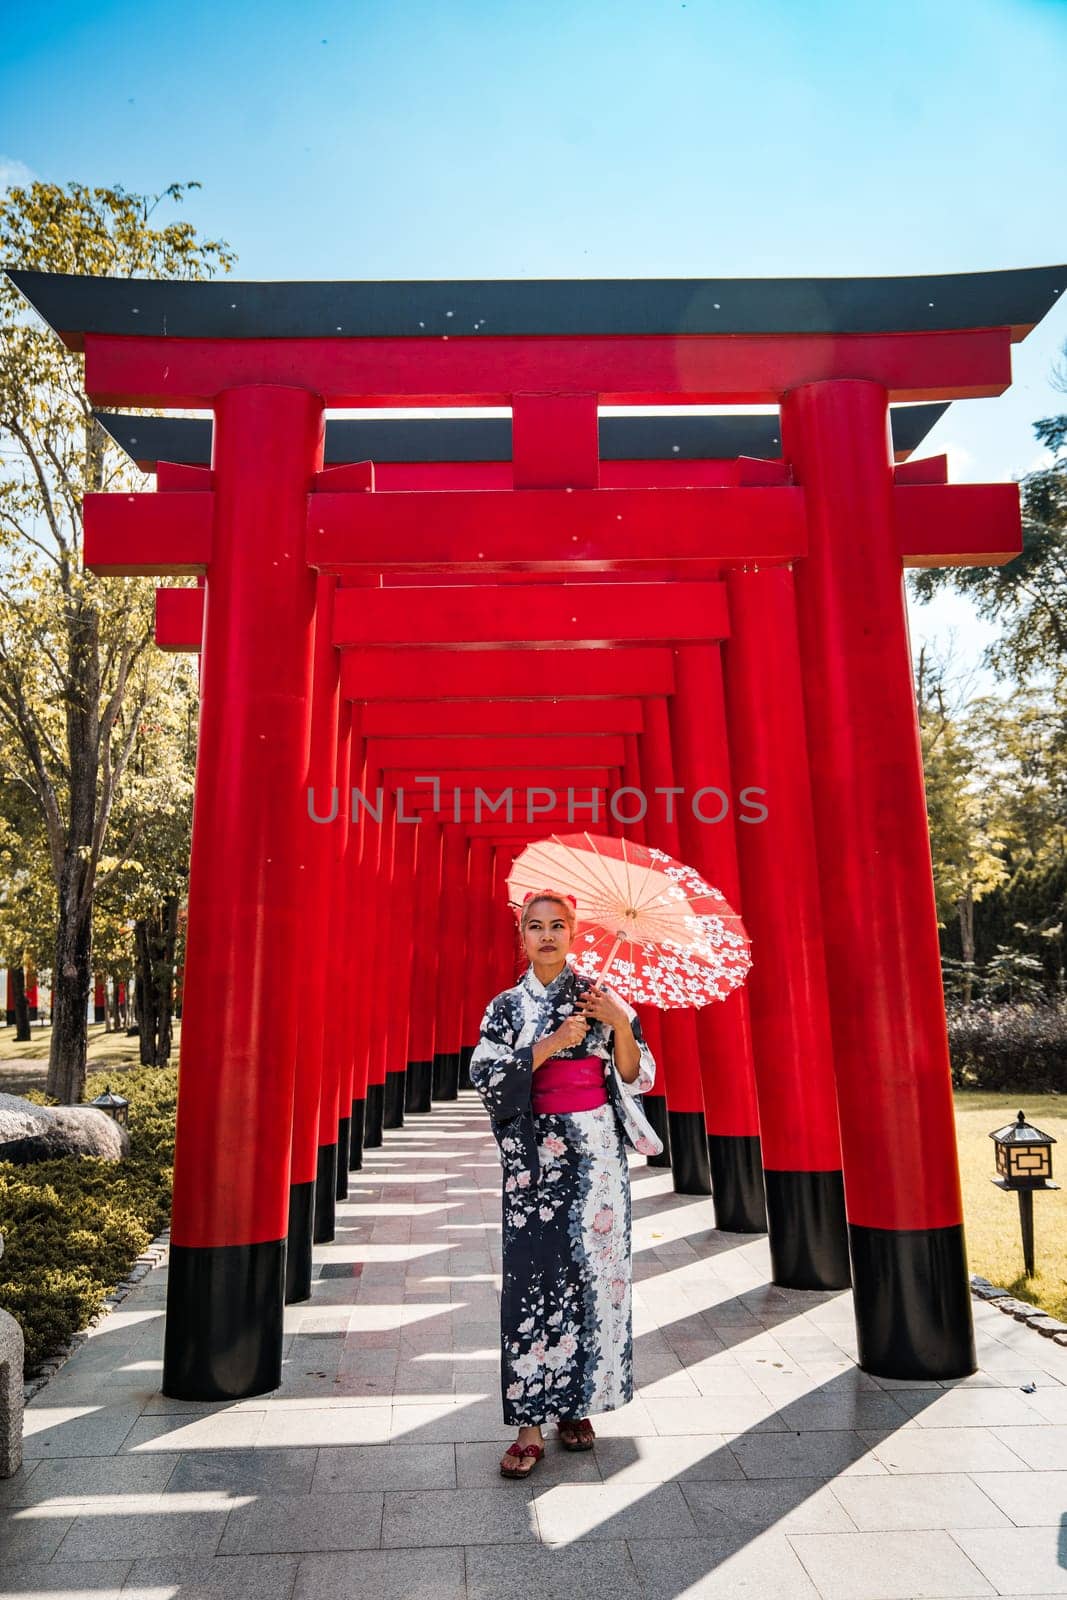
[2,0,1065,682]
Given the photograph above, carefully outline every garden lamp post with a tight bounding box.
[91,1085,130,1129]
[990,1110,1058,1278]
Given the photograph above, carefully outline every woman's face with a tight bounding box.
[522,900,574,966]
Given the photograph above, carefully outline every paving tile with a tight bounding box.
[950,1526,1067,1594]
[594,1433,744,1484]
[21,1407,143,1460]
[685,1477,856,1536]
[628,1532,820,1598]
[256,1407,391,1448]
[164,1447,318,1497]
[860,1425,1032,1474]
[1,1455,178,1506]
[772,1393,913,1432]
[0,1510,79,1564]
[788,1530,995,1598]
[829,1471,1013,1530]
[644,1395,784,1435]
[532,1481,698,1542]
[56,1508,230,1562]
[294,1548,466,1600]
[219,1490,382,1553]
[117,1412,266,1453]
[982,1424,1067,1470]
[312,1442,455,1491]
[898,1387,1050,1428]
[122,1554,298,1599]
[971,1468,1067,1525]
[466,1540,641,1600]
[382,1486,537,1546]
[0,1561,129,1595]
[1009,1385,1067,1423]
[0,1464,39,1509]
[732,1430,881,1479]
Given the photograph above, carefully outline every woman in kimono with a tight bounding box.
[470,889,660,1478]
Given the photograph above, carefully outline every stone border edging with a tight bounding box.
[971,1273,1067,1347]
[22,1227,170,1401]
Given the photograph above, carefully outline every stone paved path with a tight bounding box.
[3,1093,1067,1598]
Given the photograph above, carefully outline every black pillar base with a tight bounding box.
[642,1096,672,1168]
[458,1043,475,1090]
[432,1051,460,1100]
[163,1238,286,1400]
[667,1109,712,1194]
[335,1117,351,1199]
[764,1168,851,1289]
[849,1222,976,1379]
[348,1099,365,1170]
[405,1059,433,1114]
[708,1134,767,1233]
[313,1143,337,1244]
[383,1070,406,1129]
[285,1180,314,1303]
[364,1082,384,1148]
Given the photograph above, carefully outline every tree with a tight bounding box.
[909,400,1067,682]
[0,181,233,1101]
[93,659,196,1065]
[917,645,1008,1004]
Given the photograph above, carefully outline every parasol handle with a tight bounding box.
[592,932,626,992]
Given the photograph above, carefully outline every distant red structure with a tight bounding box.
[10,264,1063,1399]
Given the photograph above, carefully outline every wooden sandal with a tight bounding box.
[500,1441,545,1478]
[557,1418,596,1451]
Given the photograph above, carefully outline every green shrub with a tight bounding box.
[947,1004,1067,1093]
[0,1067,176,1370]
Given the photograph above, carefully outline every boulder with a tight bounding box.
[0,1093,129,1164]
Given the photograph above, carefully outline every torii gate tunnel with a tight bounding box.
[11,265,1065,1400]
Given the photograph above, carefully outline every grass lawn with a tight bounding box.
[0,1019,181,1065]
[955,1090,1067,1324]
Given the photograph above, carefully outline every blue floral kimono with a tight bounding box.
[470,963,659,1427]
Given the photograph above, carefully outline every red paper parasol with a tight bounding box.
[507,831,751,1008]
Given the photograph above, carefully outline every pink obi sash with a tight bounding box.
[531,1055,608,1115]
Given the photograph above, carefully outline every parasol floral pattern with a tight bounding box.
[507,833,752,1009]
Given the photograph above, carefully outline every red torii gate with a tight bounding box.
[11,264,1061,1402]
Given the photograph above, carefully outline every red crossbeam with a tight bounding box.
[85,490,212,575]
[156,587,205,651]
[308,486,806,572]
[360,700,643,736]
[83,329,1013,409]
[382,768,612,792]
[342,647,674,698]
[897,482,1021,566]
[332,582,729,647]
[366,735,626,769]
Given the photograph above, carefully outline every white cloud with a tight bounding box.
[0,156,37,193]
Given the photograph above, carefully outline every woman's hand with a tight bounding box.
[532,1013,588,1069]
[577,987,630,1032]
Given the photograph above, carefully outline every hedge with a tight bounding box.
[0,1066,176,1371]
[947,1004,1067,1093]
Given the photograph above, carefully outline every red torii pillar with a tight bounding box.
[164,385,323,1399]
[286,573,341,1301]
[669,646,769,1233]
[460,837,494,1088]
[617,731,670,1168]
[639,694,711,1195]
[723,569,850,1286]
[783,379,975,1376]
[434,825,471,1099]
[406,815,443,1113]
